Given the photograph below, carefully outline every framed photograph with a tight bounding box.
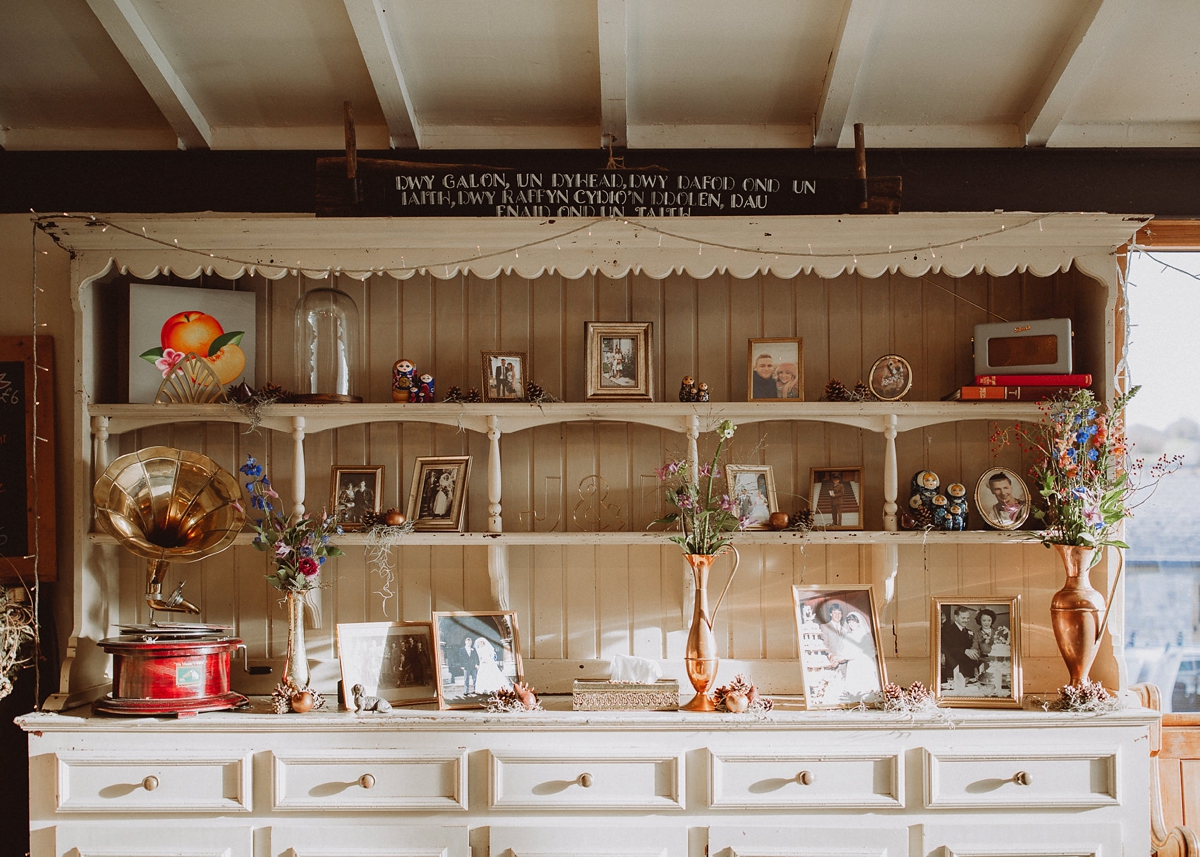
[331,465,384,532]
[868,353,913,401]
[747,337,803,401]
[975,466,1031,530]
[482,351,527,402]
[406,455,472,532]
[933,597,1022,708]
[335,621,437,709]
[792,585,887,709]
[809,467,863,529]
[431,611,523,709]
[585,321,653,401]
[127,282,256,403]
[725,464,778,530]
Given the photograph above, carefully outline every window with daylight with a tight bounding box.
[1123,248,1200,710]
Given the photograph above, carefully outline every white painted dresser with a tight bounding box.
[21,700,1155,857]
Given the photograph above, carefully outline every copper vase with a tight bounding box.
[1049,544,1107,687]
[682,548,740,711]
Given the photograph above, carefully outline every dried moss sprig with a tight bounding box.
[0,586,36,701]
[1042,680,1122,713]
[486,682,543,712]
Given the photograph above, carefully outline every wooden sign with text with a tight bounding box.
[316,157,901,217]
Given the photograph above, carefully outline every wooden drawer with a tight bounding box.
[271,823,470,857]
[54,823,253,856]
[923,748,1120,809]
[272,750,467,811]
[55,751,250,813]
[708,750,904,809]
[488,750,684,811]
[489,825,687,857]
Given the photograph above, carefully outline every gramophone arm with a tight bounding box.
[146,561,201,614]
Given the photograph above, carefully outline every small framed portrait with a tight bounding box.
[482,351,527,403]
[868,353,913,401]
[809,467,863,529]
[406,455,472,532]
[933,596,1022,708]
[335,621,438,710]
[331,465,384,532]
[431,611,523,710]
[975,467,1031,530]
[724,464,779,530]
[585,321,653,401]
[792,585,887,709]
[747,337,804,401]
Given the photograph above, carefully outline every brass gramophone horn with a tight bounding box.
[93,446,246,615]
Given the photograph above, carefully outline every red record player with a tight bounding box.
[95,623,249,716]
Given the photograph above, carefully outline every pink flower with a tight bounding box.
[154,348,185,377]
[297,557,320,578]
[275,542,291,558]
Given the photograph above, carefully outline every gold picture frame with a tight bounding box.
[481,351,527,403]
[809,467,863,530]
[792,584,887,709]
[868,353,913,401]
[431,610,523,710]
[330,465,384,532]
[585,321,653,401]
[932,596,1022,708]
[975,467,1031,530]
[335,621,438,709]
[406,455,472,532]
[747,337,803,401]
[724,464,778,530]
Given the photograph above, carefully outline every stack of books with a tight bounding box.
[948,373,1092,402]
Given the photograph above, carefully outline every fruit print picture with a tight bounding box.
[128,283,256,403]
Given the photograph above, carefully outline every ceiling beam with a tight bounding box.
[342,0,420,149]
[597,0,628,149]
[84,0,210,150]
[813,0,881,149]
[1023,0,1132,147]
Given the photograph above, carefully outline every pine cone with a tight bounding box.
[786,509,815,531]
[524,380,545,402]
[822,379,850,402]
[852,382,875,401]
[910,505,934,529]
[464,388,481,403]
[361,511,384,530]
[443,385,463,402]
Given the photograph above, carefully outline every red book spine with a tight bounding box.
[959,385,1077,401]
[974,373,1092,387]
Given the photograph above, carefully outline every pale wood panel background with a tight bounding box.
[99,265,1109,694]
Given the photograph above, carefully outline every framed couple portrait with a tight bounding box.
[792,585,887,709]
[431,610,524,710]
[725,464,779,530]
[331,465,384,532]
[406,455,472,532]
[482,351,526,403]
[335,621,438,709]
[747,337,803,401]
[933,596,1022,708]
[585,321,653,401]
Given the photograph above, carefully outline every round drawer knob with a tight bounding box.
[359,774,376,789]
[796,770,814,786]
[578,773,594,788]
[1013,771,1031,786]
[141,776,159,792]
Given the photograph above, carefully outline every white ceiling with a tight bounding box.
[2,0,1198,152]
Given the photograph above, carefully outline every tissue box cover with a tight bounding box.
[572,679,680,711]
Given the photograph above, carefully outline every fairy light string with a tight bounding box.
[32,211,1073,282]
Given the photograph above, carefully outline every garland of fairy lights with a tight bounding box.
[33,211,1066,284]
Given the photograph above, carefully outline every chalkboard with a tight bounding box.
[0,337,55,583]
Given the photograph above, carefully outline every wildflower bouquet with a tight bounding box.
[237,455,344,591]
[653,419,745,555]
[996,387,1178,554]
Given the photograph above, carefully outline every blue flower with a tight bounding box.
[1088,448,1099,460]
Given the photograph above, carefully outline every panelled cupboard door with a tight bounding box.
[921,823,1124,856]
[708,824,908,857]
[270,823,470,857]
[487,825,686,857]
[54,823,252,857]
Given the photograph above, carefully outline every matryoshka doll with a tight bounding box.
[415,373,434,403]
[930,492,949,527]
[945,482,969,530]
[392,359,416,402]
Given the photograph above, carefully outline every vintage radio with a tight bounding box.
[973,318,1072,376]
